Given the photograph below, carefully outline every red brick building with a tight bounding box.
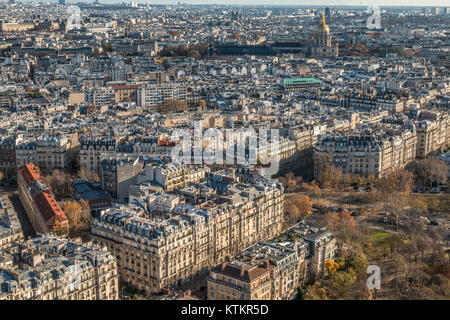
[18,164,69,236]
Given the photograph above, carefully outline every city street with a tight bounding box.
[2,190,36,239]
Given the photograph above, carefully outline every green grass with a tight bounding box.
[408,194,450,213]
[368,230,392,247]
[363,229,398,260]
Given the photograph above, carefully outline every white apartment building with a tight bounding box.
[137,83,187,108]
[84,87,116,106]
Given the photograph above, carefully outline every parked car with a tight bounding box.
[430,220,440,226]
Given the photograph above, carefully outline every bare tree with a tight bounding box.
[414,236,429,261]
[406,158,447,189]
[376,169,413,230]
[78,166,100,182]
[44,169,73,200]
[284,194,313,225]
[63,200,92,239]
[156,99,187,114]
[315,153,343,189]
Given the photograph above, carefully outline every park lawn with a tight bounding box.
[368,230,393,247]
[408,194,450,213]
[363,229,397,260]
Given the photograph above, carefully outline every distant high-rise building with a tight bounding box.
[431,7,441,15]
[8,0,15,4]
[325,7,332,23]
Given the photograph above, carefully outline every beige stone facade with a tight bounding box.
[416,111,450,158]
[315,130,417,178]
[91,178,284,294]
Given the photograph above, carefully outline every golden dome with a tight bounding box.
[316,13,330,34]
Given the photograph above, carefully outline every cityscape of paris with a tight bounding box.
[0,0,449,312]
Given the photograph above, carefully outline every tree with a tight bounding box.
[392,253,411,284]
[334,210,356,245]
[78,166,99,182]
[401,240,417,263]
[340,252,369,275]
[325,211,340,233]
[44,169,73,200]
[387,197,407,231]
[305,251,371,300]
[101,43,113,52]
[326,270,356,299]
[414,236,429,261]
[406,159,447,189]
[388,233,404,255]
[285,194,312,223]
[325,259,339,275]
[315,153,344,189]
[296,195,313,218]
[310,182,322,197]
[376,169,413,230]
[303,282,328,300]
[376,169,413,195]
[64,200,92,239]
[279,172,303,193]
[314,198,327,212]
[284,199,300,225]
[159,43,209,59]
[408,197,428,215]
[198,99,207,110]
[359,208,370,217]
[156,99,187,114]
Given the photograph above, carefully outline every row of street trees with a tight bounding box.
[314,154,448,193]
[406,158,447,189]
